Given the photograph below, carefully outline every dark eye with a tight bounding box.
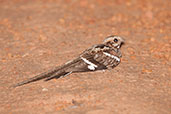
[114,38,118,43]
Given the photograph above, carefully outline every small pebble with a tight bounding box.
[69,105,78,109]
[42,88,48,92]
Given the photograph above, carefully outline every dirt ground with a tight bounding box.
[0,0,170,114]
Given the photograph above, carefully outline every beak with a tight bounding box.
[121,37,125,45]
[119,37,125,48]
[121,37,125,43]
[121,41,125,46]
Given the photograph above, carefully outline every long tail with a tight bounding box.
[12,57,80,88]
[12,66,65,87]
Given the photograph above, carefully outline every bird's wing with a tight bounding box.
[59,44,110,72]
[80,44,121,69]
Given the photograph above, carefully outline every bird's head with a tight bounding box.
[103,35,125,49]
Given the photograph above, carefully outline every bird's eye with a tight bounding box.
[114,38,118,43]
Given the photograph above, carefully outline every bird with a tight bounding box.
[13,35,124,87]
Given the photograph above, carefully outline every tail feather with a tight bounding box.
[42,64,75,82]
[12,57,81,88]
[44,71,70,81]
[12,66,63,87]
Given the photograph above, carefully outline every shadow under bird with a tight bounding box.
[13,35,124,87]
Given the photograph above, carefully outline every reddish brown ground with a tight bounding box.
[0,0,170,114]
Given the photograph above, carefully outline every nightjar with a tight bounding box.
[13,35,124,87]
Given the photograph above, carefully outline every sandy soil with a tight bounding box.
[0,0,170,114]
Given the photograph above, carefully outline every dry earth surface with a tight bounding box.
[0,0,170,114]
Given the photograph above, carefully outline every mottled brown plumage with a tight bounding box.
[13,35,124,87]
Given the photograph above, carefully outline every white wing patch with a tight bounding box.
[81,57,98,70]
[103,52,120,62]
